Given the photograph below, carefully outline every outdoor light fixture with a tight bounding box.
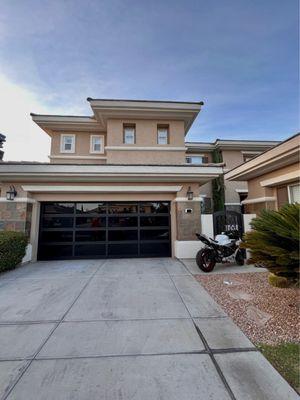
[6,186,17,201]
[186,186,194,201]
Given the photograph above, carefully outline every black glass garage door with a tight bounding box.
[38,202,171,260]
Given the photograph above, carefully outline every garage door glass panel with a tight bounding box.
[140,243,170,256]
[140,229,169,240]
[140,202,169,214]
[43,203,74,214]
[39,201,171,260]
[75,244,106,256]
[75,231,106,242]
[42,217,74,229]
[108,243,138,256]
[40,231,73,243]
[140,216,169,227]
[108,217,137,227]
[108,204,137,214]
[76,203,106,214]
[76,217,106,228]
[39,244,73,259]
[108,230,138,241]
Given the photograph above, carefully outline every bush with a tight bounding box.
[241,203,300,286]
[0,231,28,273]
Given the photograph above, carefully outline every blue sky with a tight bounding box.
[0,0,298,160]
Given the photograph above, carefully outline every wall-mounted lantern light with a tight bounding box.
[186,186,194,201]
[6,186,17,201]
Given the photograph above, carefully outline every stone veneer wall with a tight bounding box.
[0,202,33,237]
[176,201,201,240]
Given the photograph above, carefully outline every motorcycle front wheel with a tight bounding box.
[196,248,216,272]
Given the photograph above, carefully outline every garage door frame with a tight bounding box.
[38,201,171,260]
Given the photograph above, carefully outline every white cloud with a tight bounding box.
[0,72,86,162]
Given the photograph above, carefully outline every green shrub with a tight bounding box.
[241,203,300,286]
[268,273,290,288]
[0,231,28,273]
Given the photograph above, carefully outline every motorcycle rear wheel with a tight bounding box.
[196,248,216,272]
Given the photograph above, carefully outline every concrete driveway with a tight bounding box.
[0,258,297,400]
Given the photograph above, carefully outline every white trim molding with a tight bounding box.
[173,197,203,202]
[60,134,75,153]
[242,196,276,205]
[105,146,186,151]
[49,155,107,160]
[235,188,248,193]
[0,197,36,203]
[90,134,105,154]
[225,202,241,206]
[0,164,223,184]
[241,151,261,155]
[21,185,183,193]
[260,171,300,187]
[174,240,202,258]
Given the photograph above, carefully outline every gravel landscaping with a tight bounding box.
[195,272,300,345]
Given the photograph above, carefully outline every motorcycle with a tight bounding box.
[195,231,244,272]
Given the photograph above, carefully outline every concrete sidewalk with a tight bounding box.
[0,258,297,399]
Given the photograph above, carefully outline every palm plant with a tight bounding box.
[241,203,299,286]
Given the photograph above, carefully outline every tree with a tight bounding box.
[212,149,225,212]
[241,203,300,287]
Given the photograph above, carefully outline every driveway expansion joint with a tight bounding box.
[0,260,105,400]
[165,269,237,400]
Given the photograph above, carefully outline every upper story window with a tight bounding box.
[243,154,254,163]
[123,125,135,144]
[90,135,104,154]
[60,134,75,153]
[157,126,169,145]
[242,152,260,163]
[186,155,208,164]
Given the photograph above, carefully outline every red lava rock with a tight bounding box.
[195,272,300,345]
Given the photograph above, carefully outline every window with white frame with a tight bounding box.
[288,184,300,204]
[186,155,208,164]
[60,134,75,153]
[157,126,169,145]
[90,135,103,153]
[123,125,135,144]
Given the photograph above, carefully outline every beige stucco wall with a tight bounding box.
[50,131,107,163]
[244,162,299,213]
[247,163,299,200]
[222,150,251,204]
[106,119,185,147]
[224,180,248,204]
[48,119,188,165]
[222,150,244,169]
[106,119,186,164]
[106,150,185,165]
[50,158,107,164]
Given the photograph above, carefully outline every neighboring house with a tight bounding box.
[0,133,6,161]
[225,133,300,214]
[185,139,279,213]
[0,98,224,261]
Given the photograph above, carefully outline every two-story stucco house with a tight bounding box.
[185,139,279,213]
[0,99,225,262]
[225,133,300,213]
